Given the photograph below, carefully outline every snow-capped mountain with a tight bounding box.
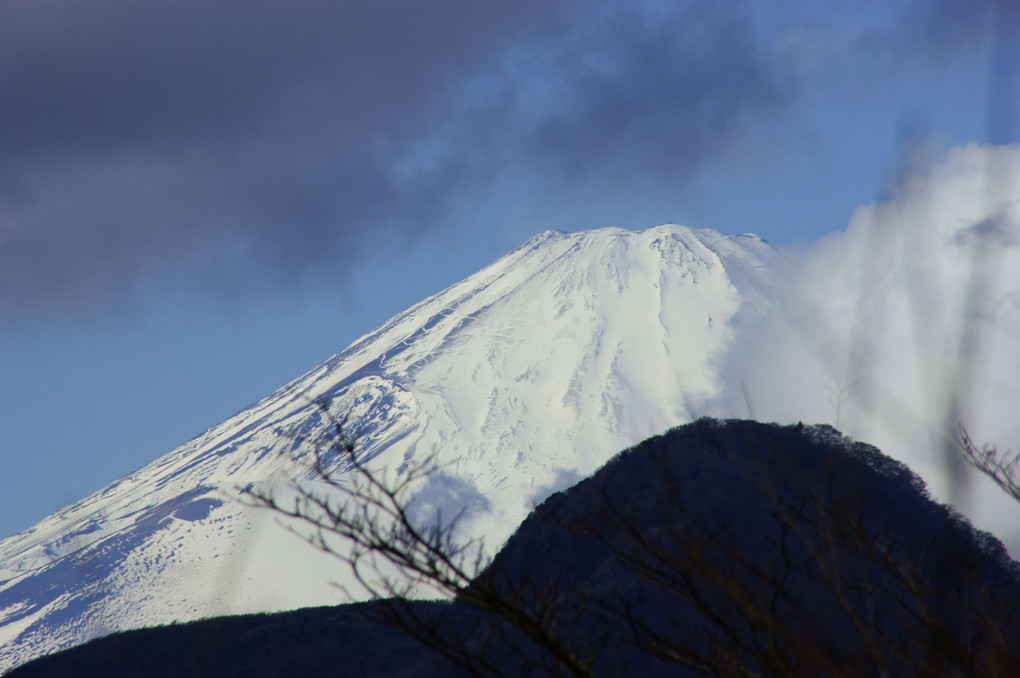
[0,224,780,671]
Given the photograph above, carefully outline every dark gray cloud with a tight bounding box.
[0,1,556,158]
[0,0,561,319]
[525,3,791,181]
[875,0,1000,63]
[0,0,1005,321]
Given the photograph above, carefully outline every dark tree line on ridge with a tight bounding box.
[9,414,1020,677]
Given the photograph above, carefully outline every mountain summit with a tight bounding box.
[0,225,780,671]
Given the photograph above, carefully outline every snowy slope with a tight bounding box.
[0,224,780,672]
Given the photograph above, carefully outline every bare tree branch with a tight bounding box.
[247,412,1019,677]
[959,428,1020,504]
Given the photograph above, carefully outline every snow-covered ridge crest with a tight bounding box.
[0,223,780,672]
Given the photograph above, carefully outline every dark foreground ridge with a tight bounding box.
[5,601,466,678]
[9,419,1019,677]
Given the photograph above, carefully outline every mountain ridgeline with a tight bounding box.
[4,222,1018,675]
[10,420,1019,677]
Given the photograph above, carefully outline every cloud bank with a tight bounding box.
[1,0,1010,321]
[0,1,777,319]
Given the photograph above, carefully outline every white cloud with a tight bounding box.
[719,143,1020,547]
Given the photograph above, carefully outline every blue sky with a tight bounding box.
[0,0,1017,540]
